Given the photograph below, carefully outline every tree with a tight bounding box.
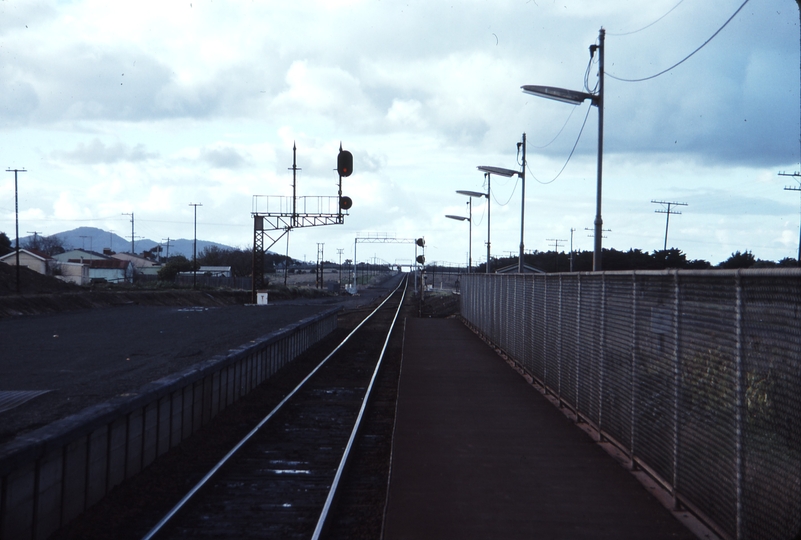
[158,255,192,281]
[0,232,11,256]
[652,248,687,269]
[22,234,65,256]
[718,250,756,269]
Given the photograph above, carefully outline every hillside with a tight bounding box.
[20,227,235,259]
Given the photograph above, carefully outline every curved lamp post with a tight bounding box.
[477,153,527,273]
[522,27,605,271]
[457,188,490,273]
[446,197,472,272]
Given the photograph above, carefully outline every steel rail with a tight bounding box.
[311,275,408,539]
[141,276,408,540]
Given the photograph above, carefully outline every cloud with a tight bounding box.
[54,139,158,164]
[200,146,250,169]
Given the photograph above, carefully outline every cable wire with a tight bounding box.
[607,0,687,37]
[528,106,579,149]
[529,102,593,185]
[492,177,520,207]
[607,0,751,83]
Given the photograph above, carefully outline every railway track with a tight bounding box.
[140,276,409,539]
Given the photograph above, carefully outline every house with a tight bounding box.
[0,248,91,285]
[0,248,52,275]
[112,252,161,269]
[54,261,90,286]
[52,249,110,263]
[198,266,232,278]
[111,252,162,278]
[494,263,545,274]
[81,259,134,284]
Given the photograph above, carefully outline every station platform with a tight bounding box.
[383,317,709,540]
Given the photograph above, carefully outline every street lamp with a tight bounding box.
[457,185,491,273]
[477,140,527,274]
[522,27,605,271]
[446,198,473,273]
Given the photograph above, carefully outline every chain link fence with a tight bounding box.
[461,269,801,540]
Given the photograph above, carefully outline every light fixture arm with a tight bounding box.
[520,26,605,271]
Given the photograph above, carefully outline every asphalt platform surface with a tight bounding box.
[383,317,705,540]
[0,288,389,445]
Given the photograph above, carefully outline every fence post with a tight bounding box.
[598,273,606,441]
[734,271,744,539]
[630,273,638,470]
[575,273,582,423]
[543,275,549,395]
[671,270,681,509]
[557,274,563,404]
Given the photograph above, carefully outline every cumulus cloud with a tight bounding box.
[200,146,250,169]
[53,139,158,164]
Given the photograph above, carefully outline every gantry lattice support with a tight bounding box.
[251,143,348,303]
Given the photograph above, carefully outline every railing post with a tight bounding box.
[575,273,583,423]
[734,270,744,539]
[543,275,549,395]
[598,273,606,441]
[630,272,638,470]
[671,270,681,509]
[557,274,563,404]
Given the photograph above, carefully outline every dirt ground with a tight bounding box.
[0,268,408,444]
[0,265,458,443]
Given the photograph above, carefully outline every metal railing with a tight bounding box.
[460,269,801,540]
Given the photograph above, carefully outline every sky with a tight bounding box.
[1,0,800,268]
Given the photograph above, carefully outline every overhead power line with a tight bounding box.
[608,0,687,37]
[607,0,751,83]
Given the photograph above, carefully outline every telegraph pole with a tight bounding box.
[547,238,566,272]
[189,203,202,288]
[780,172,801,264]
[569,228,576,272]
[122,212,135,253]
[651,200,687,251]
[161,238,173,261]
[316,243,324,289]
[337,248,344,287]
[6,168,26,293]
[27,231,42,251]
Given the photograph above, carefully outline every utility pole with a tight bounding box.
[161,238,173,261]
[316,243,324,289]
[7,168,26,293]
[547,238,566,272]
[780,172,801,264]
[189,203,202,288]
[122,212,135,253]
[651,200,687,251]
[27,231,42,251]
[569,228,576,272]
[337,248,344,287]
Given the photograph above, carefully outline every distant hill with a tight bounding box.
[20,227,236,259]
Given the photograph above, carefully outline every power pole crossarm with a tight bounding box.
[651,200,687,251]
[780,171,801,264]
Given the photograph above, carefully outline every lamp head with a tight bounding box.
[456,190,486,198]
[521,85,595,106]
[477,165,517,177]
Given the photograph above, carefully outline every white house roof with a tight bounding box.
[0,248,50,263]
